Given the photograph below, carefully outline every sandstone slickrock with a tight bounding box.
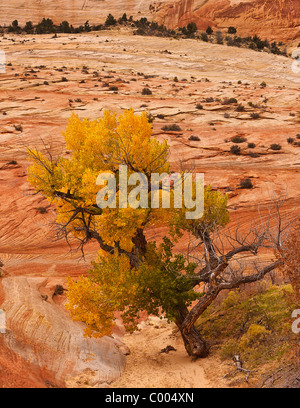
[0,277,127,387]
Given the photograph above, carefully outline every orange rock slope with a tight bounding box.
[155,0,300,42]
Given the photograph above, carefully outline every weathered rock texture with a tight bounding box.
[0,1,299,41]
[155,0,300,42]
[0,277,127,387]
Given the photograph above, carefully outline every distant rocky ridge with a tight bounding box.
[0,0,299,42]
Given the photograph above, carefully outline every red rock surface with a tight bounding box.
[156,0,300,42]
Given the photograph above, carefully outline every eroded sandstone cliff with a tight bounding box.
[0,1,299,42]
[155,0,300,42]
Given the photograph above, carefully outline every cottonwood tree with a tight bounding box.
[27,110,294,358]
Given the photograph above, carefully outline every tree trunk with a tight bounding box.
[179,324,209,358]
[176,307,209,358]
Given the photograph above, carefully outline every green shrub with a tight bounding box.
[270,144,281,151]
[105,14,117,26]
[236,104,245,112]
[188,135,200,142]
[239,324,271,350]
[162,124,182,132]
[228,27,237,34]
[222,291,240,309]
[231,135,247,143]
[230,145,241,155]
[142,87,152,95]
[222,97,238,105]
[240,178,253,189]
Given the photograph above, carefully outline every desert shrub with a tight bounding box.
[146,113,154,123]
[250,112,260,119]
[105,14,117,26]
[36,18,55,34]
[24,21,34,34]
[188,135,200,142]
[142,87,152,95]
[206,26,213,35]
[54,284,64,295]
[236,104,245,112]
[270,144,282,151]
[222,97,238,105]
[196,103,203,110]
[215,31,223,44]
[14,124,23,132]
[59,21,72,33]
[230,145,241,156]
[231,135,247,143]
[156,114,165,119]
[260,81,267,88]
[162,124,182,132]
[248,142,256,148]
[239,324,270,350]
[8,20,21,33]
[287,137,294,144]
[200,32,208,42]
[197,284,296,367]
[228,26,237,34]
[37,206,47,214]
[61,77,68,82]
[186,22,197,36]
[240,178,253,189]
[109,85,118,92]
[222,291,240,309]
[249,152,260,158]
[230,145,241,155]
[220,339,237,359]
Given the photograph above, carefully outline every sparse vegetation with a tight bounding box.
[230,145,241,155]
[188,135,200,142]
[142,87,152,95]
[270,144,282,151]
[240,178,253,189]
[2,15,289,57]
[248,142,256,149]
[197,284,297,372]
[162,124,182,132]
[231,135,247,143]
